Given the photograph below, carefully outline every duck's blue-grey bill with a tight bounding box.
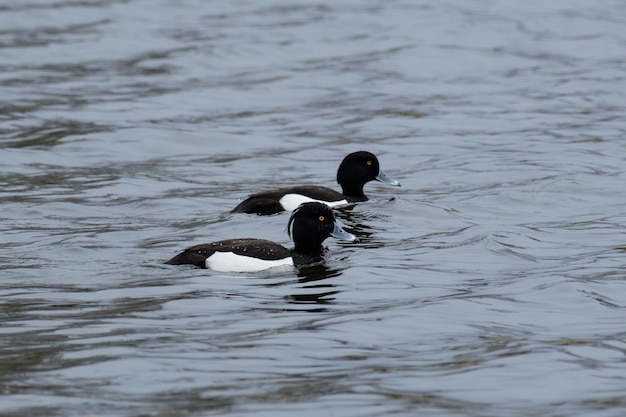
[331,223,357,242]
[376,170,401,186]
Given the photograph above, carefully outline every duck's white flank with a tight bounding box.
[279,194,348,212]
[205,251,294,272]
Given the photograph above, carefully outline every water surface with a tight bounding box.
[2,1,626,416]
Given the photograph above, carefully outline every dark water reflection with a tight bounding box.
[2,0,626,416]
[290,264,342,307]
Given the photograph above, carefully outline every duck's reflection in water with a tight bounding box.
[249,264,343,311]
[285,264,342,308]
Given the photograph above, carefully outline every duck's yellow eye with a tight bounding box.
[318,215,325,222]
[366,160,372,166]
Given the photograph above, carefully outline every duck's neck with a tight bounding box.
[291,244,325,267]
[340,181,367,200]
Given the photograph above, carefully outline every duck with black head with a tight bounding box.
[166,202,357,272]
[231,151,400,215]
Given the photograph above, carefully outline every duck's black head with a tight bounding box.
[288,202,355,255]
[336,151,400,199]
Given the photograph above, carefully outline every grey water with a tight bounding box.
[2,0,626,416]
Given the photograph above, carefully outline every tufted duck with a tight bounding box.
[166,202,356,272]
[231,151,400,215]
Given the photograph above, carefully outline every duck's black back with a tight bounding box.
[166,238,291,268]
[231,185,345,214]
